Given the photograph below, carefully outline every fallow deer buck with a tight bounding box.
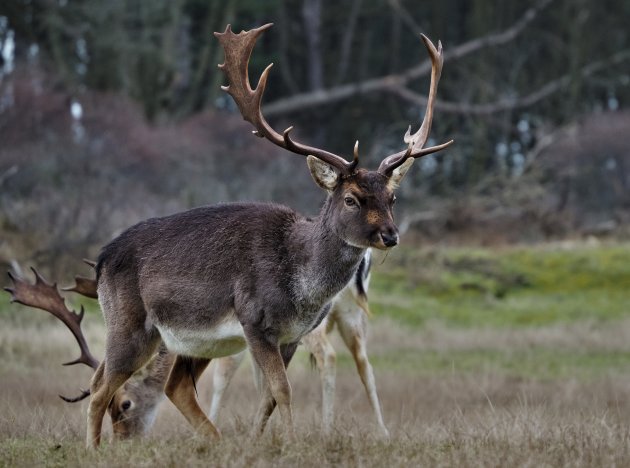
[6,252,385,438]
[82,23,450,447]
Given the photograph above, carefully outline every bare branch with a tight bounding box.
[394,49,630,115]
[0,165,18,188]
[264,0,554,117]
[387,0,424,38]
[438,0,554,67]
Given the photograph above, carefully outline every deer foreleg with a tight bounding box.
[86,363,133,448]
[246,329,297,436]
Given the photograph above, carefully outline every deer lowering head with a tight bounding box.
[4,268,173,440]
[83,24,452,448]
[215,23,453,250]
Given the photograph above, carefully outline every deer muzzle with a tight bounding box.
[380,228,399,248]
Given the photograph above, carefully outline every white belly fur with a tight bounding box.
[156,313,246,359]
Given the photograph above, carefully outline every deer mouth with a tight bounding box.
[371,239,395,250]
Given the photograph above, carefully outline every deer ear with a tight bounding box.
[307,155,340,192]
[387,157,415,190]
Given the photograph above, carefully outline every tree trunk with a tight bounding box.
[302,0,324,91]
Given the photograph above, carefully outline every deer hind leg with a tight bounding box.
[165,355,220,439]
[208,351,246,423]
[336,311,389,437]
[245,329,297,436]
[301,320,337,432]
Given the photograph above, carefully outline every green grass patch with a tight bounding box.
[370,243,630,328]
[3,242,630,329]
[336,347,630,380]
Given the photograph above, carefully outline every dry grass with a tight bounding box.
[2,313,630,467]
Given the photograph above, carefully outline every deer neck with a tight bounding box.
[146,345,175,390]
[290,197,365,307]
[131,345,174,395]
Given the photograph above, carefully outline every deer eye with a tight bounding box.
[121,400,133,411]
[344,197,357,207]
[391,196,397,205]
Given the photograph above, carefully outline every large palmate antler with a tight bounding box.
[5,268,99,369]
[4,268,99,401]
[216,24,452,178]
[215,24,359,176]
[378,35,454,176]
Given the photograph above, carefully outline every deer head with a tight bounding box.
[107,347,172,439]
[215,24,453,249]
[4,267,172,439]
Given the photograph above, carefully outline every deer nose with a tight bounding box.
[380,230,399,247]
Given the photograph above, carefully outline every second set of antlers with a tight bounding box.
[5,265,99,401]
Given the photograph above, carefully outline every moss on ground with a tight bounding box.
[370,242,630,328]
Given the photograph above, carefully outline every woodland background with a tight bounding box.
[1,0,629,276]
[2,2,630,466]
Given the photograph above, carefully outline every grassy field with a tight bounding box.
[2,241,630,466]
[370,241,630,327]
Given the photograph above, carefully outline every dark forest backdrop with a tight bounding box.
[1,0,629,275]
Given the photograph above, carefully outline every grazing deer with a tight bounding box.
[4,267,174,439]
[72,23,449,447]
[209,249,391,436]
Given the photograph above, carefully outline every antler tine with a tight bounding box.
[59,388,91,403]
[62,258,98,298]
[215,24,358,176]
[378,34,454,176]
[62,276,98,299]
[5,268,99,370]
